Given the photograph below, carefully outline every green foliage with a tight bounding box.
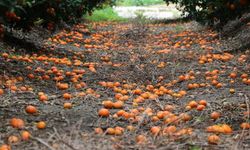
[116,0,164,6]
[85,7,127,22]
[163,0,250,26]
[0,0,112,30]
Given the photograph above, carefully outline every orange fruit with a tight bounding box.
[150,126,161,135]
[188,101,198,108]
[39,94,48,101]
[21,131,30,140]
[221,124,232,134]
[208,134,220,144]
[229,88,235,94]
[25,105,37,114]
[127,125,135,131]
[199,100,207,106]
[98,108,110,117]
[63,93,72,100]
[10,118,25,129]
[36,121,46,129]
[151,116,160,122]
[240,0,249,5]
[229,72,237,78]
[210,112,220,120]
[114,127,124,135]
[136,135,147,144]
[163,126,177,135]
[102,100,113,109]
[241,73,248,79]
[0,89,4,95]
[106,128,115,135]
[133,89,142,95]
[164,105,175,112]
[113,101,124,109]
[94,128,103,134]
[8,135,19,144]
[216,83,222,88]
[180,113,192,122]
[0,144,11,150]
[196,105,205,111]
[116,110,125,117]
[240,122,250,129]
[63,102,72,109]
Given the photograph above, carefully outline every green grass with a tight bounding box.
[116,0,165,6]
[84,7,127,22]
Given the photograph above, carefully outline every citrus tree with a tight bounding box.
[0,0,112,32]
[164,0,250,26]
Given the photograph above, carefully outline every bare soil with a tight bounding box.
[0,21,250,150]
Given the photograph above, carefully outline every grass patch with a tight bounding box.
[84,7,127,22]
[117,0,165,6]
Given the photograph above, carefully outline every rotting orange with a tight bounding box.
[8,135,19,144]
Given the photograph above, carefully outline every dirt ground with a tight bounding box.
[0,21,250,150]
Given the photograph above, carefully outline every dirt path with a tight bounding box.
[0,21,250,150]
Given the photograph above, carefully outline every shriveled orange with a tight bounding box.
[8,135,19,144]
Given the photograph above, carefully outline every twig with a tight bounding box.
[31,136,56,150]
